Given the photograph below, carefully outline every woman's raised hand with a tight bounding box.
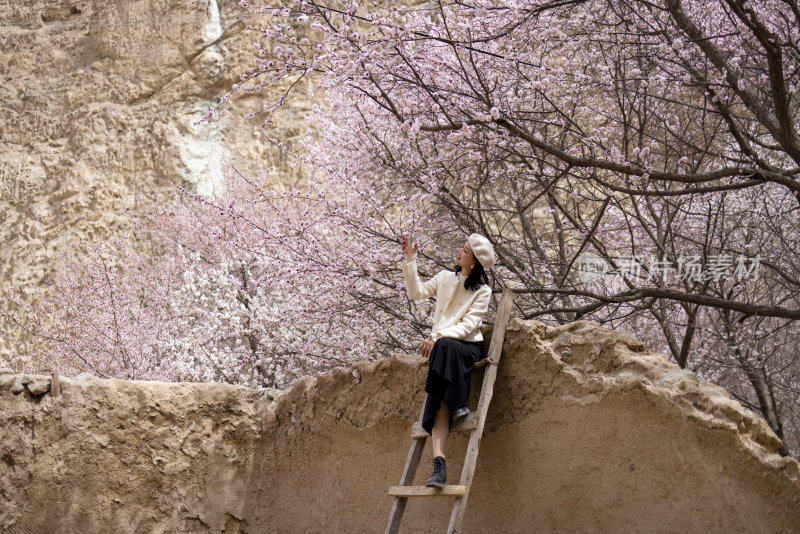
[400,235,419,256]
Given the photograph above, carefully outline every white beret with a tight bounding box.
[468,233,495,269]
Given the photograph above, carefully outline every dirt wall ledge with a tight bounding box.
[2,318,798,533]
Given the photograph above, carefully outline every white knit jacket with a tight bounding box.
[400,252,492,342]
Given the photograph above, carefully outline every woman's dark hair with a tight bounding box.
[454,259,490,291]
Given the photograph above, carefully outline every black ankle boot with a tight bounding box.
[426,456,447,488]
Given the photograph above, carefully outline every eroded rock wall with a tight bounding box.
[1,320,799,533]
[0,0,309,293]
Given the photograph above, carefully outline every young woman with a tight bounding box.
[399,233,495,488]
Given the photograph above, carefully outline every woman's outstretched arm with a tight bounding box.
[400,235,440,300]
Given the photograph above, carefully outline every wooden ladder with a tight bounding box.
[386,288,515,534]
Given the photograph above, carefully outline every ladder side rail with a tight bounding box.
[385,374,435,533]
[447,288,515,534]
[483,287,515,366]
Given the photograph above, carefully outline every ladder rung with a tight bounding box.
[388,485,467,497]
[410,413,478,439]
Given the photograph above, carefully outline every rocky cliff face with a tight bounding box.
[0,0,308,293]
[2,319,798,533]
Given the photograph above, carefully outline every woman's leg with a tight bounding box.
[431,399,450,459]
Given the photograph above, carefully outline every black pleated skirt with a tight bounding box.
[421,337,485,435]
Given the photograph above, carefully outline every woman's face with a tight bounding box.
[455,240,475,271]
